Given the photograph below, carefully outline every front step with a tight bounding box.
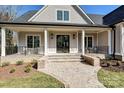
[48,54,85,62]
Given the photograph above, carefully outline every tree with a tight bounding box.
[0,5,22,55]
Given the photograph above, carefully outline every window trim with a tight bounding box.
[26,34,41,48]
[56,9,70,22]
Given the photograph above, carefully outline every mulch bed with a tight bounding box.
[100,59,124,72]
[0,63,37,80]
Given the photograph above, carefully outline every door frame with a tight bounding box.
[55,34,71,53]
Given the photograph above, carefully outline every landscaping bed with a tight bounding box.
[100,59,124,72]
[0,61,64,88]
[98,59,124,88]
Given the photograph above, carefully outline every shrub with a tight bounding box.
[2,62,10,67]
[117,61,122,66]
[31,59,38,69]
[9,68,16,73]
[107,62,111,67]
[24,66,31,73]
[16,60,23,65]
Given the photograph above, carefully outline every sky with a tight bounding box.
[17,5,120,17]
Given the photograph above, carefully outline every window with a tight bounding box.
[85,36,93,48]
[57,10,69,21]
[27,35,40,48]
[64,11,69,21]
[57,10,62,20]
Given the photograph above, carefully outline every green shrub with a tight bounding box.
[2,62,10,67]
[16,60,23,65]
[31,59,38,69]
[9,68,16,73]
[24,66,31,73]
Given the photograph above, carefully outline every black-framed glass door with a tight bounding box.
[56,35,70,53]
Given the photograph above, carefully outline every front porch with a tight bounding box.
[0,22,112,59]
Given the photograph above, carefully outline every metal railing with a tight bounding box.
[0,45,44,56]
[18,46,44,55]
[85,46,109,54]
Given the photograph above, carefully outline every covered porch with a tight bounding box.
[0,22,112,57]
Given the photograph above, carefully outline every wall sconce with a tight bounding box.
[50,33,54,39]
[73,34,76,39]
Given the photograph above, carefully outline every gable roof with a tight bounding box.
[13,10,38,22]
[28,5,95,24]
[87,14,104,25]
[14,5,104,25]
[103,5,123,25]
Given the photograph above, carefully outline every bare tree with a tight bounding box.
[0,6,23,56]
[0,5,22,21]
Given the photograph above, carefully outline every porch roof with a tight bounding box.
[0,21,112,32]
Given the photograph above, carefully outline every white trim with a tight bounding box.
[115,53,121,55]
[76,5,95,24]
[28,5,48,22]
[25,34,41,48]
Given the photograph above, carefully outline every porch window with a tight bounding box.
[85,36,93,48]
[27,35,40,48]
[57,10,69,21]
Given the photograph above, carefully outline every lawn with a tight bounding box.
[97,68,124,88]
[0,71,65,88]
[0,63,65,88]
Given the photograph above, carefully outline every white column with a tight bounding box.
[121,24,124,61]
[108,30,112,54]
[44,29,48,55]
[82,30,85,55]
[1,28,6,56]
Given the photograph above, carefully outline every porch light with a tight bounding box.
[50,33,54,39]
[73,34,76,39]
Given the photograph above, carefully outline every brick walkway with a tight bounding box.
[39,62,105,88]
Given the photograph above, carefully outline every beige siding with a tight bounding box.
[98,31,108,46]
[30,5,88,24]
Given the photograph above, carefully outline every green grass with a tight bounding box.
[0,72,65,88]
[98,68,124,88]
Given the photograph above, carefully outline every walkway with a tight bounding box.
[39,62,105,88]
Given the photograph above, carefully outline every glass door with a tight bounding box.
[56,35,69,53]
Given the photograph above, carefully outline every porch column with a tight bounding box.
[121,24,124,61]
[44,29,48,55]
[82,29,85,55]
[108,30,112,54]
[1,28,6,56]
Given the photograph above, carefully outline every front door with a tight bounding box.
[56,35,69,53]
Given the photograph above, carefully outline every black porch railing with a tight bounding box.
[85,46,109,54]
[0,45,44,56]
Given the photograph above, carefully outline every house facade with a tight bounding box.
[1,5,122,61]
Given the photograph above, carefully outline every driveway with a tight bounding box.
[39,62,105,88]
